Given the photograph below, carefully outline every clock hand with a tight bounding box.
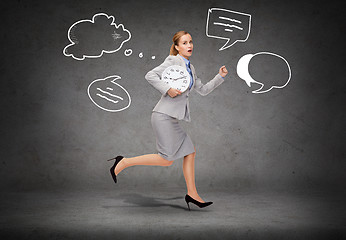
[173,76,186,81]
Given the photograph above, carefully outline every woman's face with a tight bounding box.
[175,34,193,59]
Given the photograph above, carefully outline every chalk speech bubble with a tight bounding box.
[236,52,292,94]
[63,13,131,60]
[87,75,131,112]
[206,8,251,51]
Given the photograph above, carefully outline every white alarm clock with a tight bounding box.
[161,65,191,93]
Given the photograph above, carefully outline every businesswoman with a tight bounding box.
[108,31,228,210]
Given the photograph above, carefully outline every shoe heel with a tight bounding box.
[186,202,190,211]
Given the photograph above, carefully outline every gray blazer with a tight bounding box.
[145,55,225,122]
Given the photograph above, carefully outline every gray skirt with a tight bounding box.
[151,111,195,161]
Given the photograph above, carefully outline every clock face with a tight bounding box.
[161,65,191,93]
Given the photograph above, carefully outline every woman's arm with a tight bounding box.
[145,56,175,96]
[193,66,228,96]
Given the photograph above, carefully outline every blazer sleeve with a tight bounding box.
[145,55,175,96]
[193,73,225,96]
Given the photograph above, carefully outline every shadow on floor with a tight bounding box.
[105,192,187,210]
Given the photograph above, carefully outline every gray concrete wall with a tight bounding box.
[1,0,345,192]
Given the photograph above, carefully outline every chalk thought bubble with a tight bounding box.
[237,52,291,94]
[63,13,131,60]
[87,75,131,112]
[206,8,251,51]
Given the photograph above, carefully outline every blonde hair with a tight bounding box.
[170,31,190,55]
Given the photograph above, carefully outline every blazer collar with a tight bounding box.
[177,54,186,66]
[176,54,195,74]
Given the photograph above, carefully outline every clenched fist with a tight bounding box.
[219,66,228,78]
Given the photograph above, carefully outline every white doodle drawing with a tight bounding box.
[206,8,251,51]
[151,56,156,60]
[237,52,291,94]
[87,75,131,112]
[124,49,133,56]
[139,52,143,58]
[63,13,131,60]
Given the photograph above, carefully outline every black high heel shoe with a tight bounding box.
[185,194,213,211]
[107,156,124,184]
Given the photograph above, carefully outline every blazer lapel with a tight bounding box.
[176,55,185,67]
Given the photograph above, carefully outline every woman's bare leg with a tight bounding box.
[183,148,205,203]
[114,154,173,175]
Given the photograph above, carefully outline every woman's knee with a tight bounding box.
[159,155,174,166]
[184,152,196,161]
[190,149,196,158]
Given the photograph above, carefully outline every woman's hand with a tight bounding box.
[219,66,228,78]
[167,88,182,98]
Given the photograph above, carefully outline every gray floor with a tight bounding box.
[1,187,345,239]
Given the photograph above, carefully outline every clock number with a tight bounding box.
[183,80,187,83]
[170,69,174,72]
[180,71,184,75]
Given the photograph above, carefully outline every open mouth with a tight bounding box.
[188,50,192,53]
